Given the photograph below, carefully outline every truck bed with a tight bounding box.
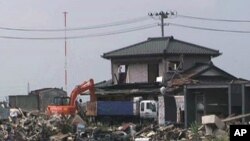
[97,101,134,116]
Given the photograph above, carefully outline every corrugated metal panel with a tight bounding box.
[86,101,97,116]
[97,101,134,116]
[9,95,39,111]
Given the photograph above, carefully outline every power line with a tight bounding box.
[0,16,151,32]
[167,22,250,33]
[177,14,250,23]
[0,23,158,40]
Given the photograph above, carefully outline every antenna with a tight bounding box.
[63,11,68,94]
[27,82,30,94]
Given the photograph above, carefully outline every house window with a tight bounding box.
[168,61,182,71]
[117,64,127,84]
[148,63,159,83]
[118,65,126,73]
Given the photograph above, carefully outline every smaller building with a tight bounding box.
[9,88,66,112]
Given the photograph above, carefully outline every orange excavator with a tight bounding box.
[47,79,96,115]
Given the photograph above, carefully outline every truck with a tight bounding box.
[47,79,184,125]
[84,95,183,125]
[85,98,158,121]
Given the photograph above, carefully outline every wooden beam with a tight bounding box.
[222,113,250,122]
[184,85,188,128]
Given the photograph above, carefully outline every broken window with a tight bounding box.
[168,61,182,71]
[148,63,159,83]
[117,65,127,84]
[118,65,126,73]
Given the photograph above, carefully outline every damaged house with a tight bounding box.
[95,36,250,127]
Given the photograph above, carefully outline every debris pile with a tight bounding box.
[0,111,75,141]
[2,111,250,140]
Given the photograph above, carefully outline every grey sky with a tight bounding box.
[0,0,249,97]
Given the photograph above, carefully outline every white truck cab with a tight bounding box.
[139,100,158,119]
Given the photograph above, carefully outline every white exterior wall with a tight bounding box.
[159,61,164,77]
[112,64,119,84]
[127,64,148,83]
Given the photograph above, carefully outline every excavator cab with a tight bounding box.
[53,97,70,106]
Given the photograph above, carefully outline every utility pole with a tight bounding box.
[148,11,175,37]
[63,11,68,94]
[27,82,30,94]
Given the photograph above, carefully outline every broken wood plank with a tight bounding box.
[222,113,250,122]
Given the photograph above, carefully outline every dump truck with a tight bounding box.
[86,99,158,119]
[85,95,183,124]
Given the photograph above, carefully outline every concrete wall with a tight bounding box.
[9,95,39,111]
[110,55,210,84]
[126,64,148,83]
[112,62,161,84]
[111,63,119,84]
[159,61,164,79]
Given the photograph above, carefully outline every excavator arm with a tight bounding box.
[70,79,96,107]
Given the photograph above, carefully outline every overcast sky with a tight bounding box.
[0,0,249,97]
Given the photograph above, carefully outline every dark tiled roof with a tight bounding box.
[182,62,236,79]
[103,37,221,59]
[29,88,66,95]
[166,62,237,86]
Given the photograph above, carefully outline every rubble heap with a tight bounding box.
[2,111,250,141]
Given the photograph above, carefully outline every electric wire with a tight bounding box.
[0,23,158,40]
[177,14,250,23]
[0,16,151,32]
[166,22,250,33]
